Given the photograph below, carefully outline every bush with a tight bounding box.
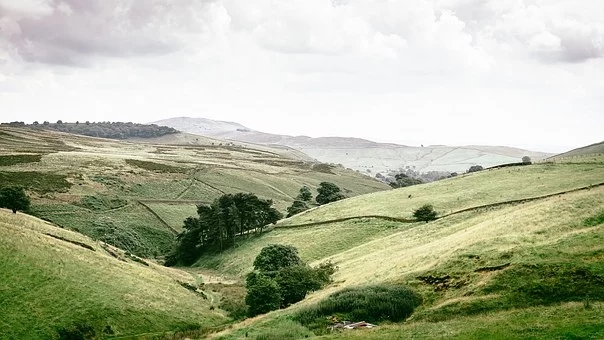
[0,186,30,213]
[245,272,282,316]
[467,165,484,173]
[286,200,309,217]
[56,323,96,340]
[413,204,438,222]
[316,182,345,205]
[253,244,302,273]
[522,156,532,164]
[295,284,422,328]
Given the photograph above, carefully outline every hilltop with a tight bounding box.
[0,126,388,258]
[548,141,604,160]
[153,117,552,174]
[194,156,604,339]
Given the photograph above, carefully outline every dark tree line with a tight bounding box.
[167,193,282,265]
[1,121,178,139]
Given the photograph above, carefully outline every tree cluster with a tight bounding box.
[245,244,337,316]
[166,193,282,266]
[467,165,484,173]
[2,121,178,140]
[389,173,424,188]
[0,187,30,214]
[286,183,346,218]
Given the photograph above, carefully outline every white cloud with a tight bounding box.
[0,0,603,152]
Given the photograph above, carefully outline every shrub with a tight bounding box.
[0,186,30,213]
[315,182,345,205]
[467,165,484,173]
[253,244,302,273]
[522,156,532,164]
[295,284,422,328]
[245,272,282,316]
[56,323,96,340]
[286,200,309,217]
[413,204,438,222]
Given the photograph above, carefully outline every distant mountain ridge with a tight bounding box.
[153,117,553,174]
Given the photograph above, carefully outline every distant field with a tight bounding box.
[0,126,389,257]
[0,210,226,339]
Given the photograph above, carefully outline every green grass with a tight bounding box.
[144,202,199,232]
[213,184,604,339]
[0,171,72,194]
[125,159,189,173]
[0,210,226,339]
[0,154,42,166]
[280,162,604,226]
[194,219,412,276]
[31,203,176,257]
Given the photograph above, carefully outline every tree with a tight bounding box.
[286,200,309,217]
[522,156,532,164]
[246,245,337,315]
[166,193,283,266]
[297,186,313,202]
[467,165,484,173]
[316,182,345,205]
[245,272,282,316]
[390,173,424,188]
[253,244,302,273]
[0,187,31,214]
[275,265,323,307]
[413,204,437,222]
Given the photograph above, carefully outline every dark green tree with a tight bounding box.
[315,182,345,205]
[389,173,424,188]
[297,186,313,202]
[467,165,484,173]
[276,265,323,307]
[0,187,31,214]
[413,204,438,222]
[245,272,282,316]
[522,156,532,164]
[253,244,302,273]
[167,193,282,266]
[286,200,309,217]
[246,245,337,315]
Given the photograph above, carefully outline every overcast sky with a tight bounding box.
[1,0,603,152]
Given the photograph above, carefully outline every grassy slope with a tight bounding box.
[0,210,226,339]
[279,162,604,225]
[550,141,604,159]
[205,159,604,339]
[0,127,388,257]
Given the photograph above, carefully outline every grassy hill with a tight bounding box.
[548,141,604,161]
[196,158,604,339]
[0,209,227,339]
[0,126,388,258]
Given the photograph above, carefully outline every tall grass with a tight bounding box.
[295,284,422,331]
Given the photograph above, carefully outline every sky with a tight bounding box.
[1,0,603,153]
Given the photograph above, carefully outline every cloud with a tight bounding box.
[0,0,215,66]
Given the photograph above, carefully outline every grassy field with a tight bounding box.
[204,159,604,339]
[0,209,227,339]
[0,126,389,257]
[279,162,604,226]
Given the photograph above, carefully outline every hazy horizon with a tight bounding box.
[1,0,603,153]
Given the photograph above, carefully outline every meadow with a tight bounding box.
[0,126,388,257]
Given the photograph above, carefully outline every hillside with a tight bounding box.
[196,158,604,339]
[153,117,552,174]
[0,209,226,339]
[0,126,389,258]
[549,141,604,160]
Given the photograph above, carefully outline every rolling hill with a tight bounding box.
[152,117,552,174]
[0,209,227,339]
[0,126,389,258]
[548,140,604,160]
[194,156,604,339]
